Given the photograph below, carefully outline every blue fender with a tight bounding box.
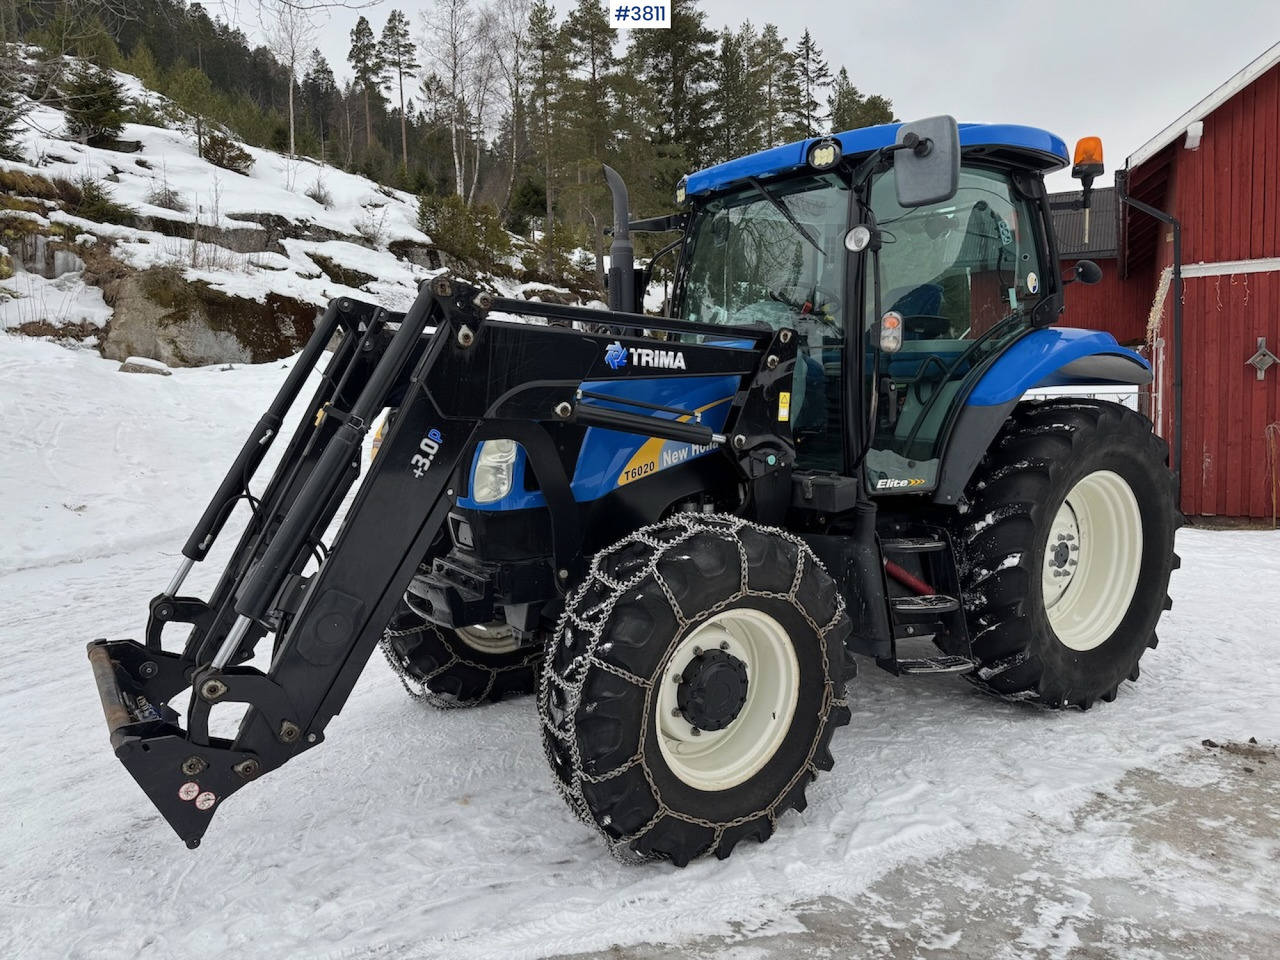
[966,327,1151,407]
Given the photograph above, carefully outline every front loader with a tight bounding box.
[90,116,1179,865]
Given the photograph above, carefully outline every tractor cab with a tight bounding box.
[671,120,1069,495]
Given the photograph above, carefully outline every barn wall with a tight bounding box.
[1141,61,1280,518]
[1059,257,1154,345]
[1169,62,1280,265]
[1172,271,1280,519]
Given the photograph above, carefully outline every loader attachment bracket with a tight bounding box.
[88,638,271,848]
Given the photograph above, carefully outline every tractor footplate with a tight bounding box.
[892,655,977,675]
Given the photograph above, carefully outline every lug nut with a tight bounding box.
[690,727,701,737]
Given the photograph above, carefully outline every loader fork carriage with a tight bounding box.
[88,277,797,848]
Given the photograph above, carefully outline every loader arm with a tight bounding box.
[88,277,797,848]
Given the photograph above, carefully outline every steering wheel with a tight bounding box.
[769,285,842,326]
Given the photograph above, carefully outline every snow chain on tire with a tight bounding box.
[379,601,542,709]
[539,513,852,866]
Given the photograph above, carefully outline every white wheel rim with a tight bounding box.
[1042,469,1143,652]
[455,621,520,656]
[655,609,799,792]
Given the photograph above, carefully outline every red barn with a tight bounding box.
[1051,41,1280,521]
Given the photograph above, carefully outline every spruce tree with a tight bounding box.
[378,9,418,170]
[707,25,764,164]
[63,62,128,147]
[749,23,796,149]
[348,15,383,149]
[790,29,831,139]
[563,0,614,162]
[0,74,26,162]
[302,50,338,153]
[827,66,894,133]
[624,0,717,170]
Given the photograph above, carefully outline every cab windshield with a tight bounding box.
[681,173,850,330]
[679,174,850,468]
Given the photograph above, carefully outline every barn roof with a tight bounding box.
[1127,40,1280,170]
[1049,187,1118,259]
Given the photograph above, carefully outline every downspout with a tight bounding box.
[1118,169,1183,501]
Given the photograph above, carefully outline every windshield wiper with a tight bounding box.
[746,177,823,255]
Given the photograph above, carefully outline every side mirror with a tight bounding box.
[894,115,960,207]
[1067,259,1103,285]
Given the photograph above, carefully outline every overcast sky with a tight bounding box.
[277,0,1280,192]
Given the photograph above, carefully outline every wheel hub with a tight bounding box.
[677,649,748,731]
[1041,469,1144,652]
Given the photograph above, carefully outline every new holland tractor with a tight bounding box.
[89,116,1179,867]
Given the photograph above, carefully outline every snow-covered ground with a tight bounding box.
[1,336,1278,959]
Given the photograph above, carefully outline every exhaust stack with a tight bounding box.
[602,164,635,314]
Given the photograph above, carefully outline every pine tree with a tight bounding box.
[827,66,894,133]
[378,9,418,170]
[126,38,161,89]
[62,62,128,147]
[167,67,215,155]
[348,15,383,149]
[790,29,831,139]
[528,0,571,272]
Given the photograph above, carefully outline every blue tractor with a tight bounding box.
[89,117,1179,867]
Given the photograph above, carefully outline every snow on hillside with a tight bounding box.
[1,331,1279,958]
[0,66,448,336]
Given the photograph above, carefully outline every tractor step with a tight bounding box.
[889,594,960,619]
[881,536,946,553]
[895,655,977,675]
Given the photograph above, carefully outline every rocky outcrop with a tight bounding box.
[101,267,319,367]
[387,239,443,270]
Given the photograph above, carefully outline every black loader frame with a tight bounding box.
[88,276,800,848]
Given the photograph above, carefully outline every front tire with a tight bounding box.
[539,514,851,866]
[957,400,1180,708]
[380,597,542,708]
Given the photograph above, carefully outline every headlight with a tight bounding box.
[472,439,519,504]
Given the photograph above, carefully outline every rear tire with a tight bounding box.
[380,597,541,708]
[956,400,1180,708]
[539,514,851,866]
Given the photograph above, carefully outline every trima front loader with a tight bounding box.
[89,117,1179,866]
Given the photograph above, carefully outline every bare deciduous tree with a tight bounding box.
[420,0,495,201]
[489,0,531,217]
[261,1,318,156]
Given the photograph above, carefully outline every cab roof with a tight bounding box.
[684,122,1069,199]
